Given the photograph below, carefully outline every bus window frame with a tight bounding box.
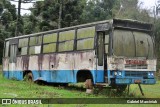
[4,25,97,57]
[4,41,9,58]
[9,44,17,63]
[58,30,75,52]
[17,37,28,56]
[76,26,96,51]
[28,35,43,55]
[42,32,58,54]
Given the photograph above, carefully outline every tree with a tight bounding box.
[112,0,151,22]
[0,0,17,64]
[79,0,116,24]
[24,0,85,33]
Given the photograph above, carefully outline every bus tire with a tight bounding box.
[24,72,33,82]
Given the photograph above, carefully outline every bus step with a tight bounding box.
[105,76,108,83]
[95,83,109,87]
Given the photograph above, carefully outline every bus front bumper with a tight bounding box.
[115,78,156,85]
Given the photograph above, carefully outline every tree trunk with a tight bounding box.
[15,0,21,36]
[58,2,62,29]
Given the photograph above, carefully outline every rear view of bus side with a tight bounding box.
[2,19,156,92]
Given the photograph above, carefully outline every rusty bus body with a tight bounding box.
[2,19,156,89]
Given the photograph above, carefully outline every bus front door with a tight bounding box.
[96,32,105,83]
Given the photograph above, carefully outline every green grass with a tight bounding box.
[0,74,99,98]
[0,71,160,107]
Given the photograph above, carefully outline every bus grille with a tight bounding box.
[125,65,147,69]
[125,71,148,77]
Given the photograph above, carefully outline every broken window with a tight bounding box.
[18,38,28,55]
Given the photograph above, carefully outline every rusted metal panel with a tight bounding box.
[39,50,95,71]
[147,59,157,71]
[28,56,39,70]
[107,56,157,71]
[41,54,50,70]
[22,56,29,70]
[49,54,58,70]
[16,57,23,70]
[3,46,95,73]
[3,58,9,71]
[9,63,16,71]
[73,51,95,70]
[56,54,73,70]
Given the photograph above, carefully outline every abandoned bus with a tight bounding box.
[2,19,156,91]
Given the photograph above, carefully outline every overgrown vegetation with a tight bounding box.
[0,70,160,98]
[0,71,160,106]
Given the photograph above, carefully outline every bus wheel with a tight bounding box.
[24,72,33,82]
[116,85,127,93]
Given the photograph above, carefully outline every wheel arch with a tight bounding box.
[23,70,33,78]
[76,69,94,83]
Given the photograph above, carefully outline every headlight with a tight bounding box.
[148,72,151,76]
[151,72,154,76]
[114,72,117,75]
[118,72,122,76]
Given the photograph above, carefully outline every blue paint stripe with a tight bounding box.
[3,70,156,85]
[3,71,23,80]
[3,70,98,84]
[96,70,104,82]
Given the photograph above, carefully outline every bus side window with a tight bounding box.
[18,38,28,55]
[9,44,17,63]
[5,41,9,57]
[77,27,95,50]
[43,33,57,53]
[29,36,42,55]
[58,30,75,52]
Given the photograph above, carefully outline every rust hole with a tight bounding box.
[140,41,144,44]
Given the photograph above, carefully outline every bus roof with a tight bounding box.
[5,18,152,41]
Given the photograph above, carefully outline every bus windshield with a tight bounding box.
[113,29,154,58]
